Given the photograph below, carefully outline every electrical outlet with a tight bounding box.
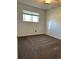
[35,30,37,32]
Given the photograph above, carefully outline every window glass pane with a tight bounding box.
[23,14,31,22]
[23,10,40,22]
[32,16,39,22]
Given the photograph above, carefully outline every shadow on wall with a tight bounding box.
[47,19,61,39]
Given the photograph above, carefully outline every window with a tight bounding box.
[23,10,40,22]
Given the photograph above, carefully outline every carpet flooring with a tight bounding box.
[18,34,61,59]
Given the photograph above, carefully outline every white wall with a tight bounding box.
[17,2,46,36]
[46,7,61,39]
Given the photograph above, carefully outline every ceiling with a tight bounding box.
[17,0,61,10]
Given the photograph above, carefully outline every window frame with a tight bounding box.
[22,10,40,23]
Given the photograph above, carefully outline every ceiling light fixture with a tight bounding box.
[44,0,52,4]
